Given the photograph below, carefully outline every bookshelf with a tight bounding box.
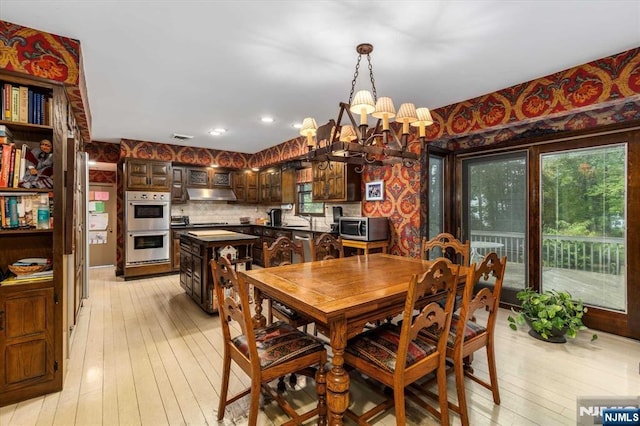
[0,72,64,407]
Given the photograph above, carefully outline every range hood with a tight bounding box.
[187,187,237,201]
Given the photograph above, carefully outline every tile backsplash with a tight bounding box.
[172,202,361,230]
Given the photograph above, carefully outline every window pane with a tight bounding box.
[462,152,527,292]
[540,145,626,312]
[297,183,324,215]
[428,155,444,239]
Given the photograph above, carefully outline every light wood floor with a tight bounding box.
[2,266,639,425]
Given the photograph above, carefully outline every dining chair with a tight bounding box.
[311,232,344,260]
[263,236,314,330]
[421,232,470,266]
[211,256,328,425]
[420,252,506,426]
[342,258,460,425]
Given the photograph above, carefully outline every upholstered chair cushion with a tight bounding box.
[345,324,436,372]
[233,322,325,369]
[421,313,487,347]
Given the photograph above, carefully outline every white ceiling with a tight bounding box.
[2,1,639,154]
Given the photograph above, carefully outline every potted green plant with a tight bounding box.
[508,288,597,343]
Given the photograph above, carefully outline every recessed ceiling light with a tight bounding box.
[292,122,302,129]
[261,117,274,123]
[209,131,221,136]
[214,128,226,133]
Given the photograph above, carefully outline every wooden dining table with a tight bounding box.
[241,253,469,425]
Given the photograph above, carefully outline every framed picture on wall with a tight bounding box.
[365,180,384,201]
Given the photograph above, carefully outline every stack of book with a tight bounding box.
[0,193,51,229]
[0,82,52,125]
[0,125,31,189]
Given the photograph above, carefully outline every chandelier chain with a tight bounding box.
[348,53,363,104]
[366,54,377,102]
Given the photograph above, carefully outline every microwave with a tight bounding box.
[339,217,389,241]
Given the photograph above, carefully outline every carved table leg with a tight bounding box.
[327,318,349,425]
[252,287,266,328]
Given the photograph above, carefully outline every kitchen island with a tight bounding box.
[179,230,259,313]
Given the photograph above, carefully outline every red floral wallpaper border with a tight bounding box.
[0,20,92,143]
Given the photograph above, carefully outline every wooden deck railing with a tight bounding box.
[470,231,625,275]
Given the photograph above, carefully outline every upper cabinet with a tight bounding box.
[171,166,187,203]
[258,167,295,204]
[125,159,171,191]
[312,162,362,202]
[259,167,281,203]
[233,170,258,203]
[186,167,233,189]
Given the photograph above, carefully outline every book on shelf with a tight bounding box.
[12,148,21,188]
[7,145,16,188]
[10,86,19,123]
[0,143,12,187]
[0,124,13,145]
[2,83,11,121]
[18,144,27,182]
[18,86,28,123]
[0,193,42,229]
[1,269,53,286]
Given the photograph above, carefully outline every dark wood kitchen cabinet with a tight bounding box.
[179,233,257,313]
[258,167,295,204]
[312,161,362,202]
[233,170,258,203]
[125,159,171,191]
[259,168,281,203]
[171,166,187,203]
[186,167,233,189]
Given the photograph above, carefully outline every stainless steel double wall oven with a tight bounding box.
[125,191,171,266]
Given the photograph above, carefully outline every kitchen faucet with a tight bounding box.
[297,214,313,228]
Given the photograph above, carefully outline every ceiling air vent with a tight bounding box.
[172,133,194,141]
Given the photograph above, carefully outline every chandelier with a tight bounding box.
[300,43,434,171]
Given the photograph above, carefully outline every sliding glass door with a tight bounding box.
[540,145,627,312]
[461,152,528,299]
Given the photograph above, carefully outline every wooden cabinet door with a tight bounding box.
[312,162,329,200]
[281,169,295,204]
[233,171,246,201]
[0,288,55,394]
[149,162,171,190]
[126,159,152,189]
[269,170,282,202]
[179,243,192,295]
[246,171,258,203]
[326,163,346,200]
[259,170,270,202]
[211,170,232,188]
[172,232,181,271]
[192,254,202,304]
[126,159,171,190]
[171,166,187,203]
[187,167,210,188]
[312,162,361,201]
